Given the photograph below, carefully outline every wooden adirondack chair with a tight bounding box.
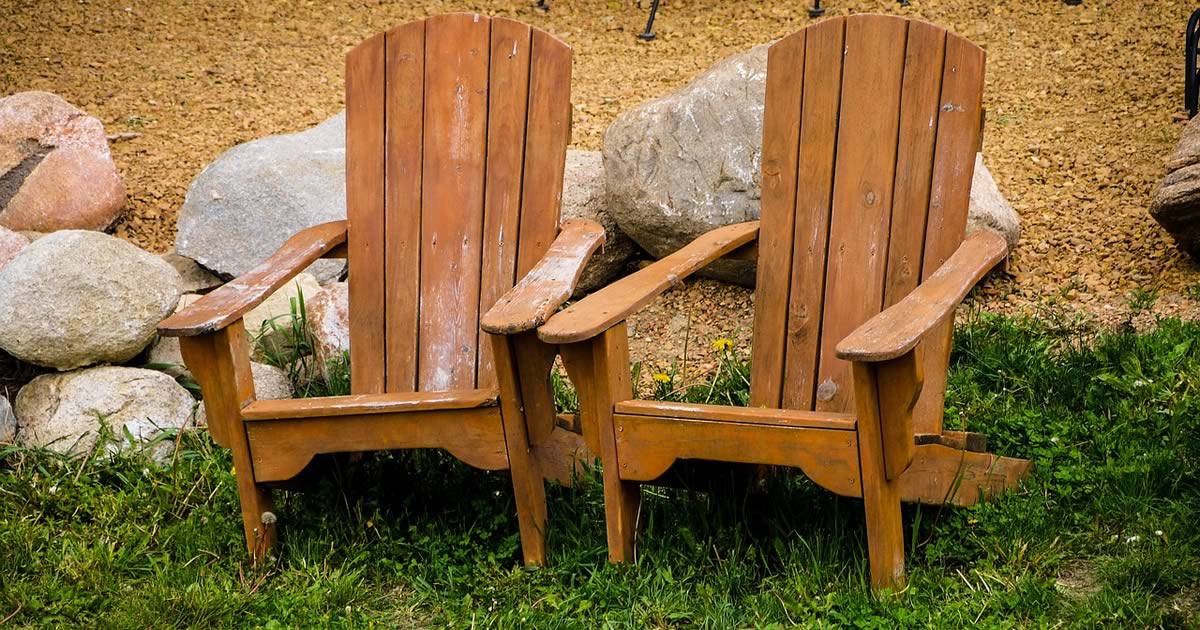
[536,14,1032,591]
[158,14,603,565]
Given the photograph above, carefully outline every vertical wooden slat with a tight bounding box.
[515,29,572,278]
[778,18,846,410]
[813,15,909,414]
[418,13,491,391]
[476,18,534,389]
[912,33,986,433]
[384,21,426,393]
[747,29,805,410]
[882,22,947,309]
[346,32,388,395]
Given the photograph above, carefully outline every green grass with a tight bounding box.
[2,310,1199,627]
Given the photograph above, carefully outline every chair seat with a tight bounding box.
[242,389,499,421]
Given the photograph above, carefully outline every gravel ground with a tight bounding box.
[2,0,1197,373]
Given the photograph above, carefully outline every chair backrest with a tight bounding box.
[344,14,571,395]
[749,14,984,428]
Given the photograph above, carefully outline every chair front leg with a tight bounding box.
[490,332,550,566]
[560,323,640,563]
[851,358,908,592]
[179,321,277,561]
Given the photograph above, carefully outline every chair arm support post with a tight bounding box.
[870,349,923,480]
[481,219,606,335]
[159,220,349,337]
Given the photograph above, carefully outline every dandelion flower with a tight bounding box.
[652,372,671,384]
[711,337,733,352]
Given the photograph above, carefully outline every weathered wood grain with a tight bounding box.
[538,221,759,344]
[158,221,347,337]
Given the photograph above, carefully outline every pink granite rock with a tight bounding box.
[0,91,125,232]
[306,281,349,377]
[0,226,29,271]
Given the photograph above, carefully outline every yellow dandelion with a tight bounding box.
[711,337,733,352]
[651,372,671,384]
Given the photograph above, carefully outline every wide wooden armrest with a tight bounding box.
[241,389,498,420]
[480,219,606,335]
[836,229,1007,362]
[538,221,760,344]
[159,221,348,337]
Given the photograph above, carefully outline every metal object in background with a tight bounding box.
[808,0,825,18]
[639,0,661,40]
[1189,8,1200,117]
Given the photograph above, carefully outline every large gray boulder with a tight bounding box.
[603,45,1021,285]
[0,231,181,370]
[14,366,201,461]
[1150,115,1200,256]
[968,154,1020,249]
[175,114,347,283]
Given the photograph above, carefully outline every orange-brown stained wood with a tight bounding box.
[914,430,987,453]
[614,400,855,431]
[241,389,498,420]
[613,414,861,495]
[246,406,509,482]
[418,13,490,392]
[852,360,906,591]
[175,15,580,569]
[749,28,807,410]
[537,221,759,345]
[900,443,1032,506]
[875,350,923,480]
[883,21,947,311]
[346,32,388,395]
[476,17,534,389]
[489,332,549,565]
[912,31,987,435]
[158,221,347,337]
[510,333,562,446]
[536,14,1026,594]
[384,20,426,393]
[779,17,847,411]
[813,15,908,415]
[837,229,1006,362]
[559,325,640,561]
[515,28,573,279]
[179,324,276,559]
[482,219,605,335]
